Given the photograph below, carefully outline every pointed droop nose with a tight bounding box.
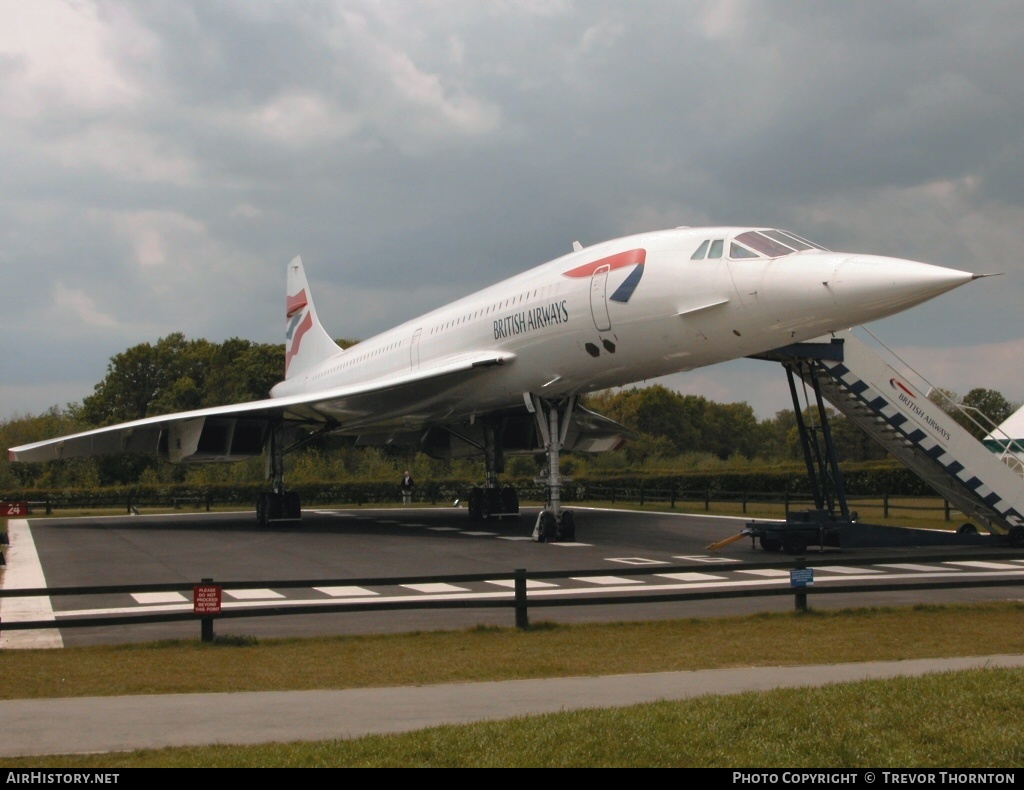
[831,254,976,318]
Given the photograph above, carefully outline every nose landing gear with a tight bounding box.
[528,394,577,543]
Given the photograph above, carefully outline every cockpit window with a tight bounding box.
[734,230,797,258]
[733,229,830,258]
[729,242,759,259]
[766,229,829,251]
[793,231,828,250]
[761,229,812,251]
[691,230,827,262]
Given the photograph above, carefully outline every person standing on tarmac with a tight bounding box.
[400,470,415,506]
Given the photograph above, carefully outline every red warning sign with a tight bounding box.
[194,585,222,614]
[1,501,28,517]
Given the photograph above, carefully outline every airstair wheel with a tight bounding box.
[759,535,782,552]
[783,532,808,555]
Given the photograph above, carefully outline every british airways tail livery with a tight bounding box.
[8,226,980,541]
[283,257,341,380]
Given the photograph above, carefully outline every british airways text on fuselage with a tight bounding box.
[493,299,570,340]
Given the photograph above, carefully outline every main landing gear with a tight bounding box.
[467,487,520,521]
[529,394,577,543]
[467,418,520,521]
[256,422,303,527]
[462,396,578,542]
[256,490,301,526]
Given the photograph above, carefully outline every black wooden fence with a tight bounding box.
[2,551,1021,642]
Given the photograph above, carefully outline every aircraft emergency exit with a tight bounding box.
[9,226,982,541]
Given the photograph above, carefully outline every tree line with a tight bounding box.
[1,334,1018,492]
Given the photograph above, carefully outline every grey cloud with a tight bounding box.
[2,0,1022,417]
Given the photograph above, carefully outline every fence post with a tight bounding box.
[794,557,808,613]
[200,577,215,643]
[46,496,52,515]
[883,493,889,519]
[784,492,790,518]
[742,491,748,515]
[670,484,676,509]
[514,568,529,629]
[944,499,951,521]
[639,483,644,506]
[705,489,710,511]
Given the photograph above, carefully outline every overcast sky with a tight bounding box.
[2,0,1022,423]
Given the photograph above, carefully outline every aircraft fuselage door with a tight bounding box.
[590,264,612,332]
[410,328,422,369]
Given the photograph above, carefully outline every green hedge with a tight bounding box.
[573,463,936,499]
[1,462,941,509]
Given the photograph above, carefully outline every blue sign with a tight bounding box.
[790,568,814,587]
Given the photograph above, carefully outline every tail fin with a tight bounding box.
[285,256,341,379]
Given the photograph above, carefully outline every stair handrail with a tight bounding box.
[955,404,1024,478]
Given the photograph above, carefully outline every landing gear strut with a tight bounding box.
[529,394,577,542]
[256,422,302,527]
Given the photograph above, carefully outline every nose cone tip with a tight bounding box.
[831,255,978,322]
[926,263,975,290]
[843,255,974,290]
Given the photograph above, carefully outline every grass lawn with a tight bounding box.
[5,668,1021,768]
[2,604,1024,766]
[3,603,1024,699]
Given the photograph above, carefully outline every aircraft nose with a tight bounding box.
[831,255,975,314]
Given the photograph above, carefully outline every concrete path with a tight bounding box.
[3,654,1024,757]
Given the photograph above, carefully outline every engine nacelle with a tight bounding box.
[160,417,268,463]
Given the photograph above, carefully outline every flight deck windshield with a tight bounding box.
[691,229,829,261]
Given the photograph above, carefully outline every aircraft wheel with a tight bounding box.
[958,523,978,536]
[783,532,808,555]
[256,492,268,527]
[467,488,482,521]
[501,487,520,517]
[557,510,576,542]
[538,511,557,542]
[485,488,504,520]
[267,492,284,521]
[1009,526,1024,548]
[284,491,301,520]
[759,535,783,552]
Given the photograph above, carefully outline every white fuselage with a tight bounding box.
[271,226,971,432]
[7,225,978,466]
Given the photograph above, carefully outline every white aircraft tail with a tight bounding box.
[285,256,341,379]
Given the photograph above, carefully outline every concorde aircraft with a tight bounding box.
[9,226,980,541]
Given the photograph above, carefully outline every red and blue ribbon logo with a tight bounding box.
[562,248,646,303]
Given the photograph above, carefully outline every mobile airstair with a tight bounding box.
[747,330,1024,552]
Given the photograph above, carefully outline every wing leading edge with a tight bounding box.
[8,350,514,463]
